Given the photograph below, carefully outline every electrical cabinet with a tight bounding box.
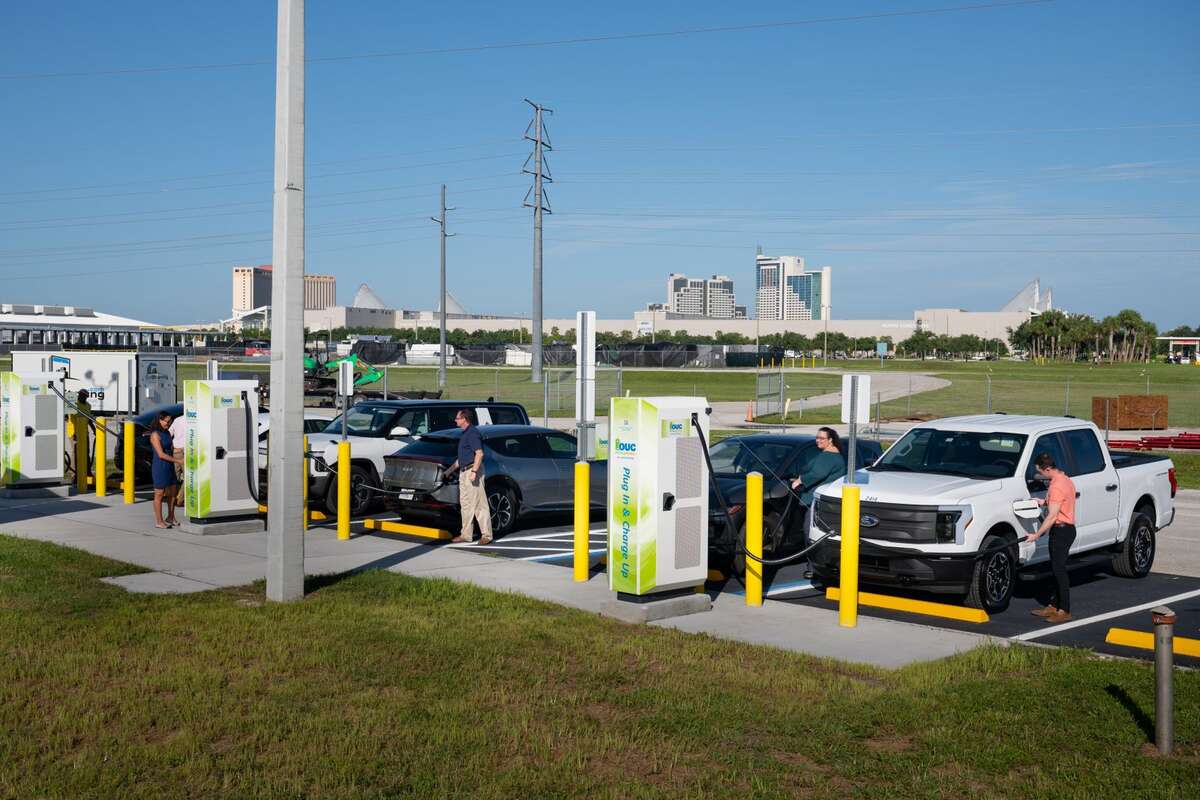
[0,371,65,486]
[183,379,260,521]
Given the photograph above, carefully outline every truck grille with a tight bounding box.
[383,458,443,492]
[813,497,940,544]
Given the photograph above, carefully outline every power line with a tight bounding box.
[0,1,1053,80]
[0,139,517,197]
[461,231,1200,254]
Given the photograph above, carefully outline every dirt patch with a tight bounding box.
[932,762,988,794]
[864,733,913,754]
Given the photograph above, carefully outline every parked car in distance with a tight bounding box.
[381,424,602,536]
[310,400,531,517]
[809,415,1177,612]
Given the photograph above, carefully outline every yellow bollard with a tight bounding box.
[74,414,88,493]
[839,484,862,628]
[95,421,107,497]
[573,460,590,582]
[303,435,310,530]
[337,440,351,540]
[123,421,135,504]
[745,471,763,607]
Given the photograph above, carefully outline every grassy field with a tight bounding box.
[1,536,1197,799]
[1157,451,1200,489]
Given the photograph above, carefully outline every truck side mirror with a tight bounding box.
[388,426,411,439]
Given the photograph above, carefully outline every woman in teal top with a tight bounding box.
[790,427,846,508]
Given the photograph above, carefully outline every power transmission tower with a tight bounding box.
[267,0,305,603]
[522,98,553,383]
[430,184,454,388]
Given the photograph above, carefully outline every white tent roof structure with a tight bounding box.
[1000,279,1054,313]
[352,283,388,309]
[436,292,469,316]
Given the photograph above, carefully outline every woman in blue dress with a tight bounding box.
[148,411,181,528]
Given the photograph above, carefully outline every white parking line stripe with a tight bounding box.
[445,544,574,553]
[524,548,607,562]
[1010,587,1200,642]
[726,580,816,597]
[492,529,606,542]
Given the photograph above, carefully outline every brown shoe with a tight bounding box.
[450,536,472,544]
[1031,605,1058,618]
[1044,609,1073,624]
[477,537,493,546]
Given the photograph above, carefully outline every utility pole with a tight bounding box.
[431,184,454,389]
[523,98,553,383]
[266,0,305,603]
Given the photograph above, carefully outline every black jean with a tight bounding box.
[1049,523,1077,613]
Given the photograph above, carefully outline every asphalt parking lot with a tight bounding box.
[365,512,1200,668]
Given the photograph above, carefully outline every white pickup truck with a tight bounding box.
[809,415,1178,612]
[306,399,530,515]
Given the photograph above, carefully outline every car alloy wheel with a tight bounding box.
[984,550,1013,606]
[489,490,514,531]
[1132,523,1154,572]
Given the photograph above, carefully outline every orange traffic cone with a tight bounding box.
[745,401,755,422]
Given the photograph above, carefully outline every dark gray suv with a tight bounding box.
[382,425,605,536]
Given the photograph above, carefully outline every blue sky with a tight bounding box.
[2,0,1198,328]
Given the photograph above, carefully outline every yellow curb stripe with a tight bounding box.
[1105,628,1200,658]
[362,518,452,540]
[826,587,990,624]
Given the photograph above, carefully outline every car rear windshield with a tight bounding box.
[871,428,1027,479]
[396,435,458,460]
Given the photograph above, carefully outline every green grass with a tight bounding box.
[1,536,1197,799]
[1156,451,1200,489]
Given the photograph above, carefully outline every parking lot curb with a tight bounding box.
[363,518,452,540]
[825,587,989,624]
[1105,627,1200,658]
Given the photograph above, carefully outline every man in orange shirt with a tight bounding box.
[1026,452,1077,623]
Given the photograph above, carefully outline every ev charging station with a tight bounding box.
[183,379,261,526]
[607,396,711,600]
[0,371,65,488]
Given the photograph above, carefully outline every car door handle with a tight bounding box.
[1105,484,1118,492]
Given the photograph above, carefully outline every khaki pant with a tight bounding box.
[458,471,493,541]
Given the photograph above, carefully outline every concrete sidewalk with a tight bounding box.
[0,493,995,669]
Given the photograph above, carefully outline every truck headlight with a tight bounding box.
[936,511,961,542]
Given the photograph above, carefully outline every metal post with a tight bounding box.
[1152,606,1175,756]
[745,471,763,607]
[839,484,861,627]
[778,368,785,421]
[337,440,351,541]
[1104,398,1111,444]
[94,421,107,497]
[907,374,912,417]
[123,421,135,504]
[1064,377,1071,416]
[573,461,590,583]
[543,376,549,427]
[846,376,858,483]
[266,0,306,602]
[986,374,992,414]
[875,392,881,439]
[382,367,388,400]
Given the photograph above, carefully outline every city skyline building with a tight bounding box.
[231,265,337,316]
[664,272,743,318]
[755,255,832,321]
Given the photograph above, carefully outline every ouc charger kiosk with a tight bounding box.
[604,396,713,623]
[181,379,263,533]
[0,371,66,491]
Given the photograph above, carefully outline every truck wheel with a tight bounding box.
[965,534,1016,613]
[1111,512,1155,578]
[487,483,519,536]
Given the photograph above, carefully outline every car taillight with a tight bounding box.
[936,511,960,542]
[1168,467,1177,498]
